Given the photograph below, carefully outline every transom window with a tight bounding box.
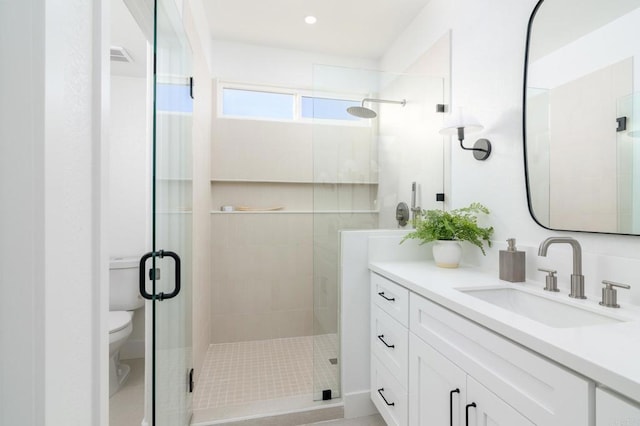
[222,88,294,119]
[157,83,193,113]
[301,96,360,121]
[218,83,365,124]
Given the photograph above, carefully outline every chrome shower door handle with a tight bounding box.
[139,250,181,301]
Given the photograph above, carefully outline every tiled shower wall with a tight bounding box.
[209,213,314,343]
[208,80,377,344]
[543,58,631,232]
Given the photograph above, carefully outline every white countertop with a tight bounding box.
[369,260,640,403]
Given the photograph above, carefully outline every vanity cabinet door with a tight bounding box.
[409,292,591,425]
[596,387,640,425]
[466,376,534,426]
[409,333,467,426]
[371,355,408,426]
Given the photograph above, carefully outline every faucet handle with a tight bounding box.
[538,268,559,292]
[599,280,631,308]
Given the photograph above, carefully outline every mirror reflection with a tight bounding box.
[524,0,640,234]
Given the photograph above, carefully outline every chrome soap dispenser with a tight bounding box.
[499,238,526,282]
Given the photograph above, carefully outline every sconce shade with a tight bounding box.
[439,107,483,135]
[439,107,491,161]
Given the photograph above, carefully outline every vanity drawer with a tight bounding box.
[596,387,640,425]
[371,273,409,327]
[409,293,591,426]
[371,304,409,389]
[371,354,408,426]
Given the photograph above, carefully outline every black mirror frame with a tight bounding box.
[521,0,637,236]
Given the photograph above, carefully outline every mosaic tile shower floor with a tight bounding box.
[193,334,339,411]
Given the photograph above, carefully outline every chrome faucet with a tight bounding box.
[538,237,586,299]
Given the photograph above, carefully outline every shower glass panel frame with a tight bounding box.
[311,65,445,400]
[616,92,640,234]
[146,0,194,424]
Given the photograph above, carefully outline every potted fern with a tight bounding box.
[402,202,494,268]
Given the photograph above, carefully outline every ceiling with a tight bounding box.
[111,0,432,77]
[202,0,432,59]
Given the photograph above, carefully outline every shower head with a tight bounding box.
[347,98,406,119]
[346,105,378,118]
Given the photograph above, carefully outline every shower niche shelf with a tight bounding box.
[209,210,380,214]
[210,179,379,215]
[211,178,378,185]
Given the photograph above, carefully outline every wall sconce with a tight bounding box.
[439,107,492,161]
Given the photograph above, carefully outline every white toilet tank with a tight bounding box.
[110,257,145,311]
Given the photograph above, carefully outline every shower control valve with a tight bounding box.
[396,202,409,227]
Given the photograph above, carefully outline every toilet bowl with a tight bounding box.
[109,311,134,397]
[109,257,144,397]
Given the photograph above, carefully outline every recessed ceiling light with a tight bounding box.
[305,15,317,25]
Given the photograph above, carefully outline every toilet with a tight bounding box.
[109,257,144,397]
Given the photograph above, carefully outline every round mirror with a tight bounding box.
[524,0,640,234]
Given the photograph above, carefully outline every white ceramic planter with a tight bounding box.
[432,240,462,268]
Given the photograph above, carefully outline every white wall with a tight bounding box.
[381,0,640,302]
[0,3,46,423]
[109,75,149,358]
[210,40,377,89]
[109,75,149,258]
[0,0,108,425]
[377,34,450,229]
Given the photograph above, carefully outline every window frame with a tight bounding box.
[217,81,370,127]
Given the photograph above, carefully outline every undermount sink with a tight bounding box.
[459,287,626,328]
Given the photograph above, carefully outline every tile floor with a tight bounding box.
[194,334,339,411]
[110,335,376,426]
[310,415,386,426]
[312,334,340,398]
[110,358,145,426]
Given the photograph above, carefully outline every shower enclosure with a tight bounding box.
[311,65,445,403]
[120,1,446,423]
[199,65,444,422]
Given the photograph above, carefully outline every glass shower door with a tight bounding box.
[141,0,194,425]
[311,65,445,401]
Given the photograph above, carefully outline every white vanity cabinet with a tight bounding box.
[466,376,535,426]
[409,292,591,425]
[409,333,533,426]
[409,332,467,425]
[370,273,409,426]
[596,388,640,425]
[370,272,593,426]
